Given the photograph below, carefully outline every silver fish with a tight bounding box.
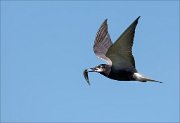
[83,69,90,85]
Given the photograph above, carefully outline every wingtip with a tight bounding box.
[136,16,141,21]
[104,18,108,23]
[100,18,108,27]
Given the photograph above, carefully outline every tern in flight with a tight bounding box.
[83,16,162,85]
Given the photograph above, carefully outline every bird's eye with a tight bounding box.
[98,65,102,68]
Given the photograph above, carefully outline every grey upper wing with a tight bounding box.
[93,19,113,65]
[106,16,140,70]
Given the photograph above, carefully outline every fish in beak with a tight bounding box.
[83,68,97,85]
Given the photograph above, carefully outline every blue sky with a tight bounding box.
[1,1,179,122]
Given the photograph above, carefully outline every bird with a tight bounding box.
[83,16,162,85]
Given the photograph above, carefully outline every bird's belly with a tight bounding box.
[108,69,135,81]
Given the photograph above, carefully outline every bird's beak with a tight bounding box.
[89,67,103,73]
[88,67,96,72]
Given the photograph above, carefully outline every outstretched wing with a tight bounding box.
[93,19,113,65]
[106,16,140,70]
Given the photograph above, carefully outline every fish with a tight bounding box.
[83,69,90,85]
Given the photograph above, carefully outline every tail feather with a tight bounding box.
[144,78,163,83]
[133,73,162,83]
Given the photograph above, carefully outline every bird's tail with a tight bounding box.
[143,78,163,83]
[133,73,162,83]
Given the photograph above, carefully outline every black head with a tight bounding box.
[83,64,112,85]
[89,64,106,73]
[89,64,111,75]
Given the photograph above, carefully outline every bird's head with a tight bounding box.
[83,64,112,85]
[89,64,107,73]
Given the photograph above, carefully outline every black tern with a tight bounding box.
[83,16,162,85]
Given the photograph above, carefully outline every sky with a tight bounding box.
[0,1,179,122]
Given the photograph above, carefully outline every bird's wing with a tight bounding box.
[106,16,140,70]
[93,19,113,65]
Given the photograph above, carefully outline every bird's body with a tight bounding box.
[83,16,162,85]
[107,66,137,81]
